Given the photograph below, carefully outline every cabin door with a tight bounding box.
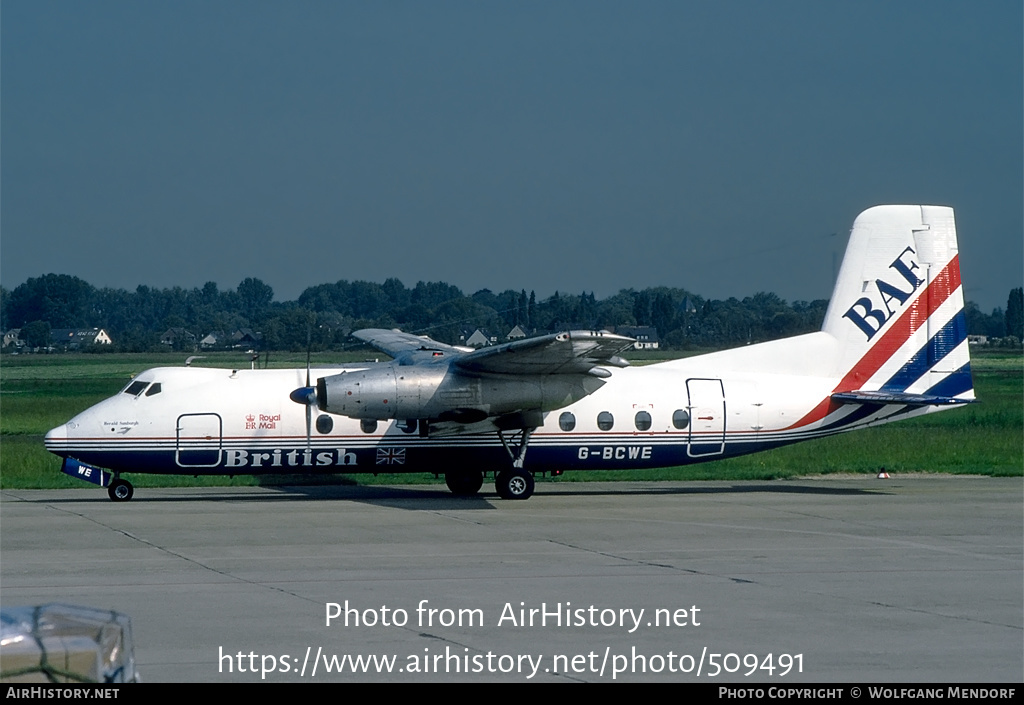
[176,413,223,467]
[686,378,725,457]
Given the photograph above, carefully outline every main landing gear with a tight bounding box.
[442,426,540,500]
[445,470,484,496]
[494,426,537,500]
[107,476,134,502]
[444,467,536,500]
[495,468,534,500]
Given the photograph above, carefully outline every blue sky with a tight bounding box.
[2,1,1020,311]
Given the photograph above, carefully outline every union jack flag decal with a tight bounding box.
[376,447,406,465]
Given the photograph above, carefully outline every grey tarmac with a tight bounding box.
[1,477,1021,682]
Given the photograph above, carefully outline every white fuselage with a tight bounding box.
[43,332,939,478]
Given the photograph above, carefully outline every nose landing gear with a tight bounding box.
[108,477,134,502]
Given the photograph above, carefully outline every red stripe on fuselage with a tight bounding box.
[784,254,961,430]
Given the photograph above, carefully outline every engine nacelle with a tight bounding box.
[316,366,438,420]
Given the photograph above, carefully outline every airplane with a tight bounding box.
[45,205,975,502]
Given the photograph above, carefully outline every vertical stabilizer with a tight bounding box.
[821,205,973,400]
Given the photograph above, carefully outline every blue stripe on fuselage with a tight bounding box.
[56,436,793,477]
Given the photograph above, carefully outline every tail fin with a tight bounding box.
[821,205,974,402]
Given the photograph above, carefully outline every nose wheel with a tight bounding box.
[108,478,134,502]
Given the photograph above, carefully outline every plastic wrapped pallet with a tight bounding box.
[0,604,138,683]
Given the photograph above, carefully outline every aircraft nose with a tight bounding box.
[44,423,67,451]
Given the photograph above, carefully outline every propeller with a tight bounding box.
[289,377,317,451]
[288,322,317,451]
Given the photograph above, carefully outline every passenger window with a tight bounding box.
[672,409,690,430]
[559,412,576,432]
[361,419,378,434]
[316,415,334,434]
[634,410,652,431]
[597,412,614,431]
[398,419,417,434]
[145,383,162,397]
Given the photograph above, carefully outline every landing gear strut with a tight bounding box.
[495,427,537,500]
[445,470,484,496]
[108,477,134,502]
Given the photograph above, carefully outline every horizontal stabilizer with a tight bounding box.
[831,391,975,407]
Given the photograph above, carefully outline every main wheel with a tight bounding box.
[108,479,134,502]
[495,468,534,500]
[445,470,484,496]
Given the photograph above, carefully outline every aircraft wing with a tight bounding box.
[352,328,471,358]
[323,329,635,432]
[454,330,634,377]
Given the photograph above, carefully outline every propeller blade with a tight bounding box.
[305,322,312,388]
[294,317,317,454]
[305,400,312,453]
[288,385,318,452]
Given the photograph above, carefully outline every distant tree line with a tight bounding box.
[1,273,1020,353]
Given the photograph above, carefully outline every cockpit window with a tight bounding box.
[123,381,148,397]
[122,380,161,397]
